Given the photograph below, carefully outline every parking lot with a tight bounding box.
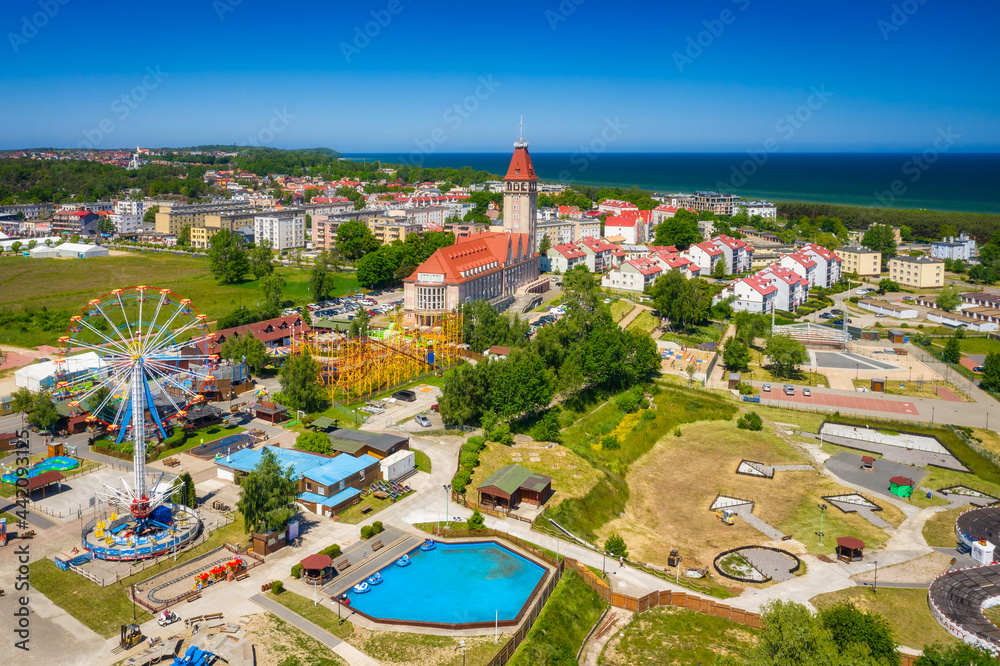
[358,383,443,433]
[283,288,405,322]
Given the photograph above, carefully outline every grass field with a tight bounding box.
[748,350,830,387]
[810,587,959,651]
[594,416,901,568]
[413,448,431,473]
[269,590,498,666]
[659,323,724,347]
[959,337,1000,356]
[609,299,635,323]
[851,378,968,401]
[468,440,602,513]
[626,310,658,335]
[509,570,607,666]
[249,613,346,666]
[30,514,248,637]
[0,253,357,347]
[336,490,414,525]
[922,505,967,547]
[599,606,757,665]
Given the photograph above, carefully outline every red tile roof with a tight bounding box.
[211,316,310,347]
[738,276,778,296]
[552,243,586,259]
[786,251,817,269]
[404,232,534,285]
[625,258,662,276]
[693,242,723,256]
[505,147,537,181]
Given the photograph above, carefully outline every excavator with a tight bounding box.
[715,508,736,526]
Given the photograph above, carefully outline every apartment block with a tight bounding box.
[888,255,944,289]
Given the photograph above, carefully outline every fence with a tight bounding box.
[486,558,565,666]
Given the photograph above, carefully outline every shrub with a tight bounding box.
[466,435,486,451]
[319,544,342,558]
[491,423,514,446]
[674,428,682,437]
[600,435,620,450]
[614,390,641,414]
[291,563,302,579]
[460,450,480,469]
[360,525,373,539]
[452,468,472,494]
[735,382,755,395]
[737,411,763,431]
[531,409,562,443]
[271,580,284,594]
[467,510,485,531]
[605,533,629,559]
[372,521,384,535]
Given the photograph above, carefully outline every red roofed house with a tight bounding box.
[601,258,662,293]
[779,251,819,288]
[577,237,619,273]
[757,264,809,311]
[651,204,697,225]
[604,210,652,245]
[598,199,639,215]
[208,315,311,352]
[686,241,725,273]
[728,275,778,314]
[546,242,587,273]
[649,250,702,279]
[403,232,539,326]
[799,243,842,288]
[52,209,99,236]
[707,234,754,275]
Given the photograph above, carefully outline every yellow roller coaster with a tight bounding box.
[292,311,463,401]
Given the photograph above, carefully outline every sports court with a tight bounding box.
[766,390,919,415]
[812,351,899,371]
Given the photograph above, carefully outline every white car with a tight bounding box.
[414,414,432,427]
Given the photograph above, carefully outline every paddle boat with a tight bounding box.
[367,572,382,586]
[420,539,436,551]
[352,581,370,594]
[395,554,410,567]
[336,593,351,606]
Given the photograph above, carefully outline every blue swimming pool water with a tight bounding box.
[347,542,547,625]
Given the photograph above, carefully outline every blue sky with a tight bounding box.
[1,0,997,152]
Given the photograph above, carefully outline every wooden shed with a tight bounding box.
[254,401,289,424]
[871,378,885,393]
[477,464,553,513]
[728,372,742,390]
[888,330,905,344]
[299,553,334,585]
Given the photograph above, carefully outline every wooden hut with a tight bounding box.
[835,536,864,562]
[476,464,553,512]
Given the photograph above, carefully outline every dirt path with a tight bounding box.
[580,607,633,666]
[616,303,651,330]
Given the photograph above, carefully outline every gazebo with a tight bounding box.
[310,416,337,432]
[23,470,65,498]
[836,536,865,562]
[299,553,334,585]
[889,476,914,498]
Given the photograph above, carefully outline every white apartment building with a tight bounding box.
[708,235,753,275]
[779,251,818,288]
[601,258,662,293]
[254,209,305,251]
[930,234,976,262]
[723,275,778,314]
[114,199,144,216]
[757,265,808,312]
[687,241,724,273]
[109,213,141,235]
[546,243,588,273]
[799,243,842,288]
[736,200,777,220]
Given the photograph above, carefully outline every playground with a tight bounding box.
[0,455,78,484]
[823,451,929,502]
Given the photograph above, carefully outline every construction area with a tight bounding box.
[292,311,464,401]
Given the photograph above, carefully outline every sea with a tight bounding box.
[342,152,1000,215]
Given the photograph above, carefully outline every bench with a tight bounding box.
[186,594,201,603]
[336,559,351,571]
[235,571,249,581]
[371,540,384,552]
[360,506,372,515]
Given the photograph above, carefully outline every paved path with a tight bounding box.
[251,594,380,666]
[616,302,650,330]
[935,387,964,402]
[763,387,919,416]
[0,500,56,529]
[729,504,785,540]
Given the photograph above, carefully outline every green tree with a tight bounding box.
[981,352,1000,392]
[295,430,332,455]
[605,533,628,559]
[723,600,847,666]
[336,219,379,260]
[11,387,34,420]
[939,224,958,240]
[737,412,763,431]
[862,224,898,269]
[653,210,702,250]
[764,335,809,379]
[915,642,995,665]
[236,447,299,534]
[356,248,395,288]
[899,225,912,241]
[11,241,22,253]
[259,271,286,308]
[819,601,899,665]
[878,278,900,292]
[207,229,249,284]
[935,285,961,312]
[439,362,488,425]
[309,250,335,301]
[176,224,191,247]
[649,272,710,331]
[538,234,552,257]
[722,338,752,372]
[942,336,962,364]
[143,205,160,225]
[28,392,60,431]
[250,239,275,279]
[279,348,325,412]
[349,307,371,338]
[467,509,485,531]
[220,334,269,374]
[712,258,727,279]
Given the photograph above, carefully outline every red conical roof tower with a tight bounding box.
[505,117,537,182]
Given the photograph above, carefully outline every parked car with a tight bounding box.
[831,309,843,315]
[974,366,984,373]
[414,414,432,427]
[875,313,887,318]
[783,385,795,395]
[430,404,440,412]
[819,312,833,319]
[803,388,811,397]
[762,383,771,392]
[393,389,417,402]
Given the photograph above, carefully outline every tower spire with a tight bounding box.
[514,113,528,149]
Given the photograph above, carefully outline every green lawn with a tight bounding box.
[609,300,635,323]
[93,423,246,461]
[29,513,249,637]
[659,323,724,347]
[810,587,958,651]
[413,449,431,473]
[626,310,658,335]
[509,570,607,666]
[335,490,414,525]
[0,254,357,347]
[959,337,1000,356]
[599,606,757,665]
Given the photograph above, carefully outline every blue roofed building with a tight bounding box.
[215,445,379,517]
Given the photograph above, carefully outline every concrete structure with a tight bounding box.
[736,200,777,219]
[838,245,882,277]
[779,251,818,288]
[600,258,662,292]
[578,237,622,273]
[536,216,601,249]
[255,209,305,251]
[154,202,263,236]
[367,216,423,245]
[690,191,742,217]
[931,233,976,262]
[687,241,725,274]
[723,275,778,314]
[403,231,539,325]
[799,243,842,288]
[51,210,98,236]
[109,213,142,235]
[546,242,587,273]
[708,234,753,275]
[502,127,538,251]
[857,298,918,319]
[889,255,944,289]
[926,310,999,332]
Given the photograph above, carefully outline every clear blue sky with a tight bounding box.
[1,0,997,152]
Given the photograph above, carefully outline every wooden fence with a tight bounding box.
[485,559,564,666]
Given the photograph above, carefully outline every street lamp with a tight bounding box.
[443,484,451,532]
[817,503,827,547]
[460,639,466,666]
[873,560,879,596]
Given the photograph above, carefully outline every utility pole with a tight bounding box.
[817,503,827,547]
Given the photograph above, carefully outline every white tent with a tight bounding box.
[54,242,109,258]
[14,352,107,392]
[28,244,60,258]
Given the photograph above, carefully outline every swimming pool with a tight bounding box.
[1,456,79,484]
[346,542,547,626]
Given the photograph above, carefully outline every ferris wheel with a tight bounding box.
[57,287,218,526]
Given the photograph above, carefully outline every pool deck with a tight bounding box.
[321,527,423,598]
